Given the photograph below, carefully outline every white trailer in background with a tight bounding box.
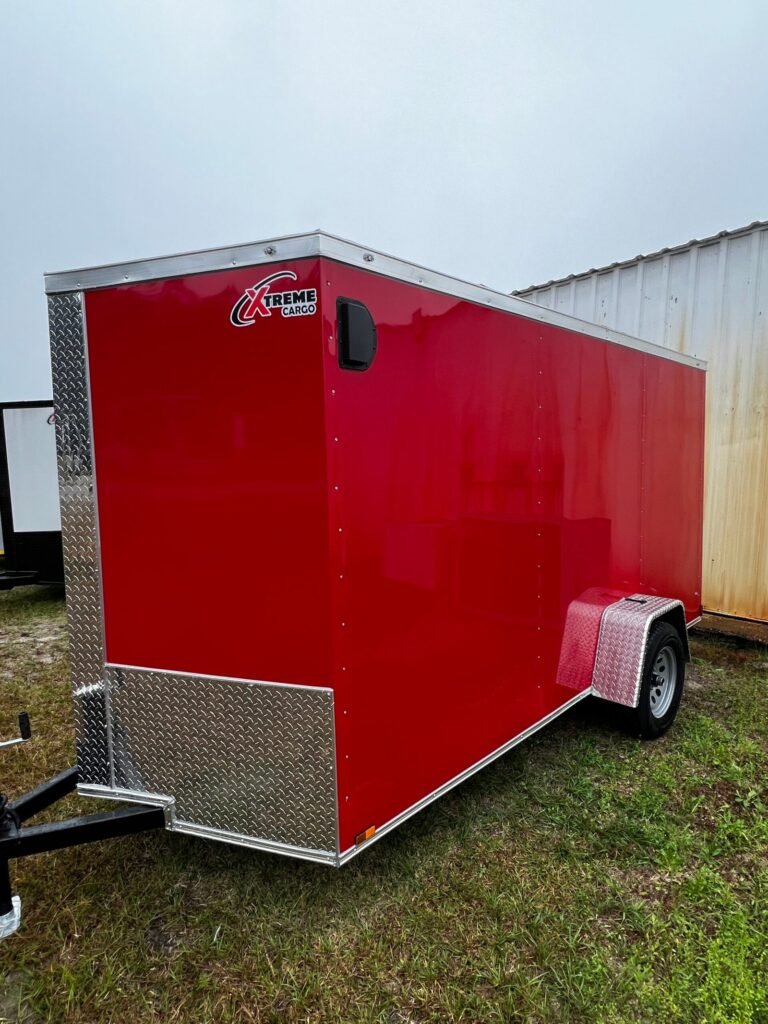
[0,401,63,588]
[514,220,768,625]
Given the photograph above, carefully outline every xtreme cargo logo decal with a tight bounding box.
[230,270,318,326]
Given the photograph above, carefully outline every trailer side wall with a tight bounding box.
[322,259,704,852]
[516,224,767,621]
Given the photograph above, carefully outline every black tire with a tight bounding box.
[629,621,685,739]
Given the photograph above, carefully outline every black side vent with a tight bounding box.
[337,299,377,372]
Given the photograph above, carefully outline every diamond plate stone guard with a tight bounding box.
[108,668,338,852]
[591,594,684,707]
[48,292,110,786]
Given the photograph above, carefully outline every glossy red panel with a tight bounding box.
[535,329,646,694]
[85,259,332,684]
[322,261,704,851]
[640,357,705,618]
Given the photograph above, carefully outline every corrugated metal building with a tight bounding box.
[514,220,768,623]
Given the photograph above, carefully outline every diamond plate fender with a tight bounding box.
[591,594,689,708]
[556,588,626,691]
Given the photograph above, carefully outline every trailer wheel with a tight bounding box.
[631,621,685,739]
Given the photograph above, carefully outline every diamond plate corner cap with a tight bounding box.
[48,291,110,787]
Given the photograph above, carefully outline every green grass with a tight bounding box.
[1,587,767,1022]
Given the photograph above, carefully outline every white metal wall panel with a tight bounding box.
[517,223,768,622]
[573,278,595,321]
[615,265,639,336]
[3,406,61,533]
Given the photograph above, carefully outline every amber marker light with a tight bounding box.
[354,826,377,845]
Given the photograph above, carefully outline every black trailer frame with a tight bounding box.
[0,716,165,938]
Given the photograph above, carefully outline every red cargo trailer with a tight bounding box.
[1,232,705,935]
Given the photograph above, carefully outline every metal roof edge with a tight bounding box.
[43,229,327,294]
[512,218,768,295]
[43,230,705,370]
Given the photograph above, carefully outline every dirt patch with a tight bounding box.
[0,618,65,642]
[0,972,35,1023]
[689,778,765,810]
[607,863,691,913]
[719,847,768,888]
[145,917,182,954]
[0,621,67,667]
[694,615,768,647]
[685,664,705,691]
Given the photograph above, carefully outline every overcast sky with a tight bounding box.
[2,0,767,399]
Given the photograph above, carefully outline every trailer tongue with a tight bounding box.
[1,231,705,937]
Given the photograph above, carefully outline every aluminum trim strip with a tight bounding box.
[337,688,593,865]
[169,822,339,866]
[81,302,114,787]
[77,784,176,825]
[43,232,321,293]
[316,236,707,370]
[77,784,175,808]
[44,232,705,370]
[105,662,333,696]
[686,616,702,629]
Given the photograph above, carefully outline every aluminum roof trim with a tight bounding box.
[43,230,324,294]
[513,219,768,295]
[44,230,705,370]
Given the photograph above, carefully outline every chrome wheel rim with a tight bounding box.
[650,645,677,719]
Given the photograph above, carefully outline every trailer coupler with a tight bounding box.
[0,764,166,939]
